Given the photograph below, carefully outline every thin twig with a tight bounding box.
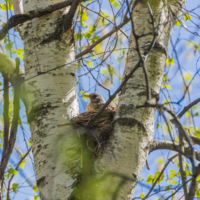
[7,148,31,199]
[75,17,130,59]
[141,154,178,200]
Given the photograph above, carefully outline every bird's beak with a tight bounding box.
[84,95,90,98]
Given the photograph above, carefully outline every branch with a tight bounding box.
[67,0,82,20]
[81,4,128,38]
[138,102,194,161]
[179,128,188,198]
[75,17,130,59]
[149,140,200,162]
[0,60,20,190]
[177,98,200,119]
[142,154,178,200]
[1,79,9,163]
[7,148,31,199]
[0,0,86,40]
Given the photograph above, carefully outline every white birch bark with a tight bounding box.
[94,1,187,199]
[20,1,79,199]
[13,0,23,14]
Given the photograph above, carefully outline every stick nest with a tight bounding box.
[71,109,116,151]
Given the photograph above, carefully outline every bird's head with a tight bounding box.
[85,93,106,104]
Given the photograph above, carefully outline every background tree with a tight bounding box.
[0,0,200,200]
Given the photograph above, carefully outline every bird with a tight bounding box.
[84,93,116,112]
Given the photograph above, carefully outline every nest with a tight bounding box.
[71,109,116,151]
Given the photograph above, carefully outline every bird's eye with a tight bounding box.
[93,95,97,98]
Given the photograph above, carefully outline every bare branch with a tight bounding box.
[177,98,200,119]
[149,140,200,162]
[2,79,9,163]
[179,129,188,198]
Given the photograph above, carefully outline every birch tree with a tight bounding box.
[0,0,200,200]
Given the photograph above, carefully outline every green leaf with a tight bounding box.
[0,4,7,11]
[75,33,83,40]
[183,13,191,21]
[12,183,18,193]
[85,33,91,39]
[163,74,167,82]
[87,61,93,67]
[165,186,170,191]
[186,110,190,118]
[18,54,23,59]
[28,141,32,147]
[175,19,181,27]
[193,105,198,110]
[196,175,200,181]
[140,192,145,198]
[171,180,178,185]
[166,58,170,65]
[19,160,26,169]
[0,82,2,86]
[82,11,89,21]
[34,195,40,200]
[194,112,199,116]
[89,26,96,33]
[112,97,118,103]
[110,0,116,3]
[169,170,176,174]
[146,174,154,184]
[16,48,24,53]
[8,168,17,175]
[5,43,13,51]
[185,73,192,81]
[113,2,119,9]
[169,174,175,179]
[79,91,84,95]
[92,36,100,43]
[83,91,89,102]
[8,3,14,10]
[185,170,192,177]
[157,123,160,129]
[166,85,172,89]
[169,58,174,65]
[33,183,39,193]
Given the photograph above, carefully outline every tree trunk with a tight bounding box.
[94,1,186,199]
[21,1,79,199]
